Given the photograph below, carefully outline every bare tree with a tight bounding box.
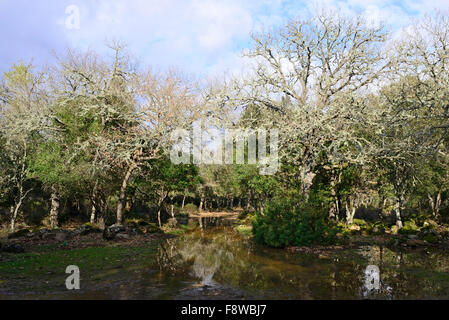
[231,9,390,202]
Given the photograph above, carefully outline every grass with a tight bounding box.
[235,225,252,237]
[166,224,195,236]
[0,241,163,295]
[0,244,160,276]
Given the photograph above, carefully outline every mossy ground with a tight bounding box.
[0,241,162,295]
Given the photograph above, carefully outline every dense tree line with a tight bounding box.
[1,11,449,241]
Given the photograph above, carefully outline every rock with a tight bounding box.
[126,219,149,228]
[419,231,440,244]
[26,232,37,239]
[103,224,126,240]
[398,220,420,235]
[41,232,57,240]
[115,233,130,240]
[352,219,368,226]
[407,239,427,247]
[408,234,418,240]
[166,218,179,228]
[74,224,102,236]
[371,227,385,235]
[176,216,189,225]
[2,242,25,253]
[7,229,31,239]
[55,232,68,241]
[37,228,52,239]
[127,228,143,236]
[348,224,361,231]
[143,223,162,234]
[391,225,399,235]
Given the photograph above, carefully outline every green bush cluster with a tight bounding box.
[182,203,198,213]
[252,200,342,248]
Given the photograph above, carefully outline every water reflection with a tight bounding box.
[157,228,449,299]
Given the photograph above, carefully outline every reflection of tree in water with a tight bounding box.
[356,246,449,299]
[158,231,449,299]
[158,231,248,286]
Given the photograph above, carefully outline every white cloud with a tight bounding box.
[2,0,448,76]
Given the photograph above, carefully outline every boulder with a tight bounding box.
[2,242,25,253]
[37,228,52,239]
[391,225,399,235]
[103,224,126,240]
[398,220,420,235]
[126,219,149,228]
[143,223,162,234]
[74,224,102,236]
[418,229,441,244]
[115,233,130,240]
[352,219,368,228]
[407,239,427,247]
[7,229,31,239]
[166,218,178,228]
[41,232,57,240]
[55,232,68,242]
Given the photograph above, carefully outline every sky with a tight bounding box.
[0,0,448,77]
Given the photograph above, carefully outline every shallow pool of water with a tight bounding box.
[2,224,449,299]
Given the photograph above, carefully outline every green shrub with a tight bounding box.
[238,211,256,225]
[23,199,49,226]
[352,218,368,226]
[183,203,198,213]
[398,220,420,235]
[252,199,342,248]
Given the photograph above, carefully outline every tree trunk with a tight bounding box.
[10,206,16,233]
[90,205,96,224]
[157,208,162,228]
[116,163,137,225]
[328,169,341,220]
[50,192,60,229]
[182,195,186,209]
[428,192,442,218]
[199,195,204,213]
[301,168,316,201]
[345,198,356,225]
[394,197,403,229]
[436,191,442,217]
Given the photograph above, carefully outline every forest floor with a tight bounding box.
[1,211,449,298]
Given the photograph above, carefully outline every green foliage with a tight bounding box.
[22,199,49,226]
[183,203,198,213]
[252,199,342,248]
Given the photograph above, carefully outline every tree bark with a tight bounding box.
[116,162,137,225]
[436,191,442,217]
[345,197,356,225]
[50,192,60,229]
[90,205,96,224]
[199,195,204,213]
[428,192,442,218]
[10,206,16,233]
[394,197,403,229]
[182,195,186,209]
